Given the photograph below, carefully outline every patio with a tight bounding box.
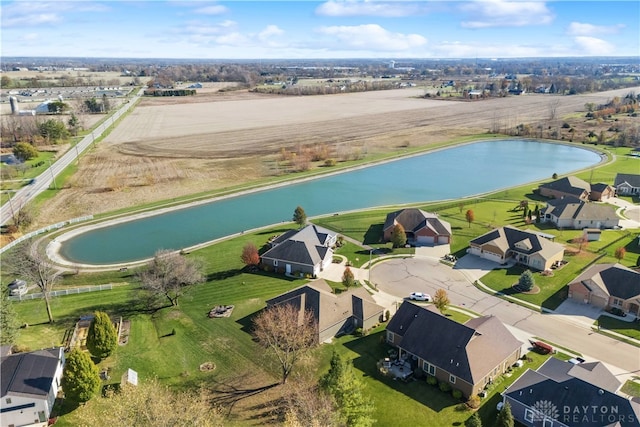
[379,356,414,381]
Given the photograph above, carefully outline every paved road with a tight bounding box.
[0,88,145,226]
[369,255,640,377]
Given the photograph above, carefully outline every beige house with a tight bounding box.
[468,226,564,271]
[386,302,522,398]
[541,198,620,229]
[383,208,451,245]
[568,263,640,317]
[265,279,384,343]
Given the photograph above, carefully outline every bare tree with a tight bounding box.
[4,241,62,323]
[548,98,561,121]
[253,303,317,384]
[137,249,204,307]
[74,378,224,427]
[283,377,338,427]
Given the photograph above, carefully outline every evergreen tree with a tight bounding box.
[320,352,375,427]
[495,402,514,427]
[292,206,307,228]
[465,412,482,427]
[391,223,407,248]
[518,270,534,292]
[62,348,101,403]
[0,293,20,345]
[86,311,118,359]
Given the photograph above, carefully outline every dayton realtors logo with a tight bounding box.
[532,399,637,424]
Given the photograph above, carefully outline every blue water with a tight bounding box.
[60,139,601,264]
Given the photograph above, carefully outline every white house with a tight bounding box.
[1,347,65,427]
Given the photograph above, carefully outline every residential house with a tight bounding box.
[386,302,522,398]
[261,225,337,277]
[1,347,65,427]
[383,208,452,246]
[265,279,384,343]
[615,173,640,196]
[468,226,564,271]
[538,177,591,201]
[568,263,640,317]
[589,183,616,201]
[503,357,639,427]
[540,198,620,229]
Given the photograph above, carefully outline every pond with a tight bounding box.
[56,139,602,265]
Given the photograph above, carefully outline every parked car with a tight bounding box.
[409,292,431,302]
[7,279,28,296]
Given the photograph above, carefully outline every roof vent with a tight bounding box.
[598,389,604,395]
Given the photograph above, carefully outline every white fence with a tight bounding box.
[1,215,93,254]
[8,283,113,302]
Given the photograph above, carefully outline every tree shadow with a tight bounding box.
[344,330,460,413]
[363,224,383,245]
[207,374,280,416]
[541,285,568,311]
[206,268,243,281]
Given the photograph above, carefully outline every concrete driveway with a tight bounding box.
[369,255,640,375]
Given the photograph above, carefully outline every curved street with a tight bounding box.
[321,251,640,379]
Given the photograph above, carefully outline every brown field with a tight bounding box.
[32,86,639,227]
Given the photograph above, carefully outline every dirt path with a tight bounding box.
[33,86,639,227]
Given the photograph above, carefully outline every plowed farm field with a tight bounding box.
[34,86,639,227]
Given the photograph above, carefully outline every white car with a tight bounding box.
[409,292,431,302]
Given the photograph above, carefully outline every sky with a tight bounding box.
[1,1,639,60]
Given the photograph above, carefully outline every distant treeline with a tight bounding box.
[143,89,196,97]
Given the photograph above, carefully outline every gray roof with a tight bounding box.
[537,357,621,393]
[387,302,522,385]
[505,360,640,427]
[1,348,62,399]
[615,173,640,188]
[570,263,640,301]
[261,224,335,267]
[539,176,591,197]
[266,279,383,334]
[543,198,619,222]
[383,208,452,237]
[469,226,564,260]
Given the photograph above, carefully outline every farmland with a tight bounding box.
[31,85,639,227]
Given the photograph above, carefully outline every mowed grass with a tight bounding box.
[596,316,640,341]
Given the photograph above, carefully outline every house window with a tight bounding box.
[38,411,47,422]
[449,375,456,384]
[612,298,623,307]
[386,331,393,342]
[422,362,436,376]
[273,260,278,266]
[524,409,534,423]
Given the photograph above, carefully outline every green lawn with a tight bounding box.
[326,329,551,427]
[621,379,640,398]
[596,315,640,341]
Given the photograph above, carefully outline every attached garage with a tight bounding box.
[417,235,435,245]
[482,251,504,263]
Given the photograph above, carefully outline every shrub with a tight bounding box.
[384,310,390,322]
[439,381,452,393]
[427,375,438,386]
[466,395,481,409]
[452,389,463,400]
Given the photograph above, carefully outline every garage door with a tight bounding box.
[483,251,503,263]
[590,295,608,309]
[417,236,435,245]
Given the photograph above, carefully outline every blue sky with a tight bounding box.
[2,1,639,59]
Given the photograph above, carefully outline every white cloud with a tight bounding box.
[573,36,614,55]
[460,0,554,28]
[259,25,284,40]
[316,1,428,17]
[567,22,624,36]
[194,5,228,15]
[317,24,427,51]
[1,1,108,28]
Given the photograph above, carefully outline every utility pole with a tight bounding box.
[48,160,57,190]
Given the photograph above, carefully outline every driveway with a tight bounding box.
[370,256,640,375]
[606,197,640,228]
